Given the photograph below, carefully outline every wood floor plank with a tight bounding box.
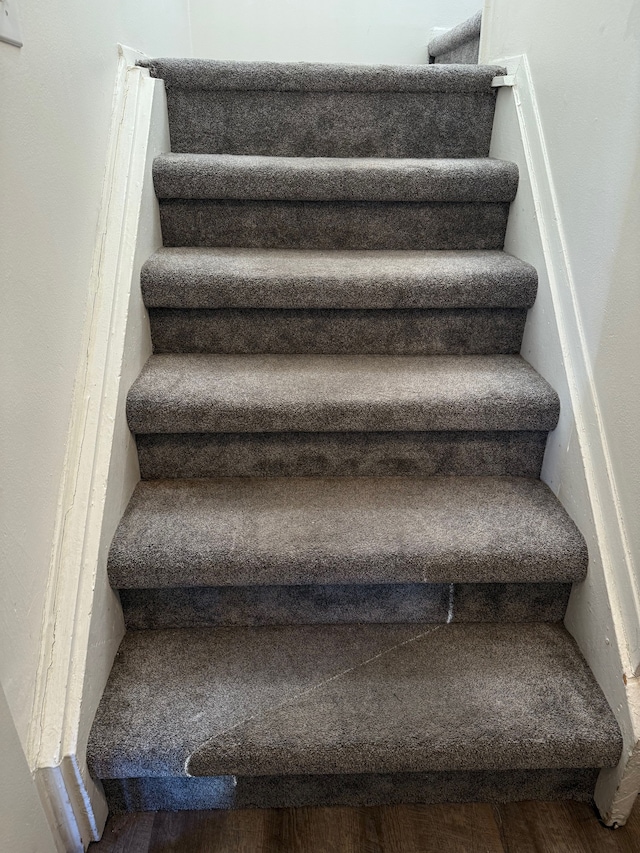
[494,801,623,853]
[89,801,640,853]
[207,808,282,853]
[374,803,504,853]
[278,806,381,853]
[90,812,155,853]
[148,810,226,852]
[148,808,281,853]
[563,800,640,853]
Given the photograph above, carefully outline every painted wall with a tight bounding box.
[481,0,640,668]
[481,0,640,820]
[188,0,480,64]
[0,684,57,853]
[0,0,191,763]
[487,67,638,820]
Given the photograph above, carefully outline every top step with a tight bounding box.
[140,59,504,158]
[140,59,503,92]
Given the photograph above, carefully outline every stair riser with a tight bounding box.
[434,41,480,64]
[149,307,527,355]
[103,767,599,813]
[136,431,548,479]
[120,582,571,630]
[128,401,558,435]
[159,200,509,250]
[165,90,497,158]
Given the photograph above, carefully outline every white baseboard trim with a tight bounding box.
[35,757,105,853]
[487,52,640,824]
[28,45,165,850]
[596,690,640,826]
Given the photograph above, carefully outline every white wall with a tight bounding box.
[481,0,640,821]
[482,0,640,672]
[0,0,191,790]
[188,0,480,64]
[0,684,57,853]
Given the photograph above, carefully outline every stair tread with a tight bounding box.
[126,353,560,434]
[141,58,504,93]
[141,248,538,309]
[86,622,621,779]
[107,475,587,588]
[154,154,518,202]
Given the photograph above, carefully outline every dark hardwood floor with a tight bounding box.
[90,800,640,852]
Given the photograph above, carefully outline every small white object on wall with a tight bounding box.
[491,74,515,87]
[0,0,23,47]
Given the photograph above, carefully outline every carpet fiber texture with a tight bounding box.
[140,60,504,158]
[159,199,511,250]
[429,11,483,65]
[103,768,600,813]
[140,59,501,92]
[120,582,572,629]
[140,248,538,310]
[148,306,527,355]
[153,155,518,202]
[87,623,620,779]
[107,476,587,588]
[135,430,548,479]
[126,353,560,434]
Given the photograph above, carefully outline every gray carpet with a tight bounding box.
[135,430,549,479]
[107,476,587,588]
[120,582,572,629]
[429,11,483,65]
[88,54,622,814]
[139,60,503,158]
[86,623,620,779]
[126,354,560,433]
[159,199,511,250]
[103,768,600,813]
[153,154,518,202]
[139,58,502,92]
[141,248,538,310]
[148,307,527,355]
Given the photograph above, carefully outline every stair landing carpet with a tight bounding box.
[87,57,621,813]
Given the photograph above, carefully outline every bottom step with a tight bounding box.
[88,623,621,783]
[103,768,600,813]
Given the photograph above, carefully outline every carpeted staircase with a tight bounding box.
[87,56,622,813]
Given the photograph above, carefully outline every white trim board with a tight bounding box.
[487,52,640,825]
[28,45,167,850]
